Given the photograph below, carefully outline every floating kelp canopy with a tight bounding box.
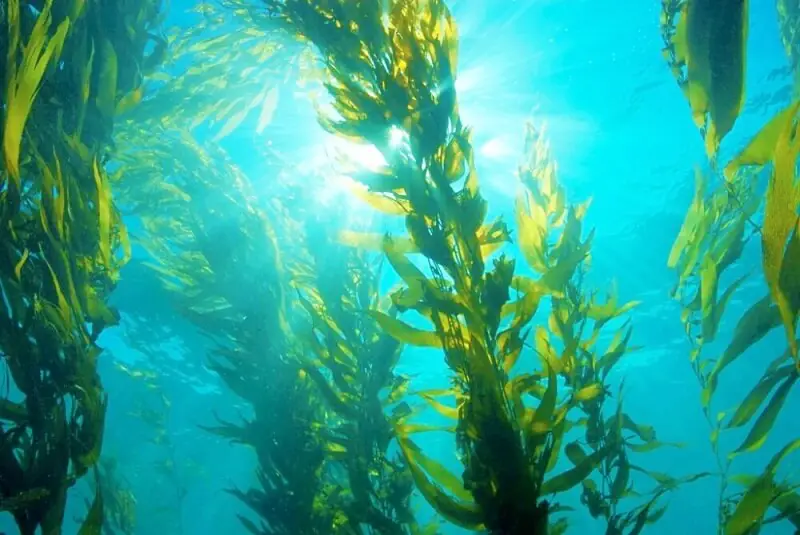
[1,0,798,534]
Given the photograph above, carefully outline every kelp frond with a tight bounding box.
[0,1,164,533]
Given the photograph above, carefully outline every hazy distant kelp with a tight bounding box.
[112,0,316,147]
[664,1,800,533]
[114,124,339,533]
[777,0,800,91]
[114,363,191,534]
[243,0,676,533]
[114,104,424,533]
[290,222,426,534]
[107,3,362,531]
[0,0,163,532]
[92,458,136,535]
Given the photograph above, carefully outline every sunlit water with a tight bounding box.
[3,1,795,534]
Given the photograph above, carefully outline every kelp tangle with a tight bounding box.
[249,0,674,533]
[0,0,164,532]
[665,1,800,533]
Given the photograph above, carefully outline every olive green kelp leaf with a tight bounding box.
[726,364,795,429]
[704,295,782,405]
[666,0,749,157]
[726,438,800,535]
[724,101,800,177]
[397,436,484,530]
[761,108,800,366]
[772,487,800,530]
[369,310,442,348]
[729,372,797,456]
[722,100,800,368]
[78,480,104,535]
[2,0,70,187]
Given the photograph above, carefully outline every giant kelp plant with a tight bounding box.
[6,0,795,533]
[291,213,436,534]
[663,1,800,533]
[108,6,344,532]
[0,0,163,532]
[513,123,704,533]
[114,117,342,534]
[246,0,673,533]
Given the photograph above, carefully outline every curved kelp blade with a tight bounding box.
[3,0,70,188]
[78,482,104,535]
[725,101,800,178]
[729,373,798,457]
[669,0,749,157]
[704,295,782,404]
[397,436,484,530]
[726,365,795,429]
[762,107,800,366]
[541,445,608,494]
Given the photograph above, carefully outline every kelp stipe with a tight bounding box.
[0,0,163,532]
[664,3,800,531]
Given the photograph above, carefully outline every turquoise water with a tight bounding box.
[2,1,797,533]
[100,1,800,533]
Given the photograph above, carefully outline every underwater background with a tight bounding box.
[1,0,799,534]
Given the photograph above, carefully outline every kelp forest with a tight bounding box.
[0,0,798,534]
